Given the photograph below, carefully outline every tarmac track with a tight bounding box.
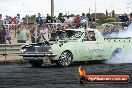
[0,61,131,88]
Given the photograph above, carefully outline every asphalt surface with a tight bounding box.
[0,61,132,88]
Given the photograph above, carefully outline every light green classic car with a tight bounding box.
[20,28,131,67]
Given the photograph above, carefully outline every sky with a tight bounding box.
[0,0,132,18]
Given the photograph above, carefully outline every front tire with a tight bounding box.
[57,51,73,67]
[29,59,43,67]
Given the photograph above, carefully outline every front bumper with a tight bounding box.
[19,53,57,60]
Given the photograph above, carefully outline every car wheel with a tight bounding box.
[29,59,43,67]
[110,48,122,59]
[57,51,73,67]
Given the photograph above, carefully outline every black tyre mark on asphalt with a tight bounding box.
[0,62,131,88]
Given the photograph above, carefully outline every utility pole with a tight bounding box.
[95,2,96,24]
[26,15,28,25]
[51,0,54,17]
[89,8,90,14]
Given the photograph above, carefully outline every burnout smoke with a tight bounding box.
[118,24,132,37]
[105,49,132,64]
[105,23,132,64]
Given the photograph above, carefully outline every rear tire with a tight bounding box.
[57,51,73,67]
[29,59,43,67]
[111,48,122,58]
[104,48,122,64]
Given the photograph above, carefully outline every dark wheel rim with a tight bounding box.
[104,48,122,64]
[58,51,72,66]
[111,48,122,59]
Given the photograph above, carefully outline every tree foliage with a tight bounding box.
[112,10,116,18]
[22,15,36,19]
[22,15,36,23]
[97,17,116,24]
[106,10,108,18]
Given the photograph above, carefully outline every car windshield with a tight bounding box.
[64,30,83,40]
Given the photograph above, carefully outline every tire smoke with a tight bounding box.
[105,23,132,64]
[105,50,132,64]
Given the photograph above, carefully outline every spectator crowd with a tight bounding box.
[0,12,132,44]
[0,14,23,44]
[0,13,96,44]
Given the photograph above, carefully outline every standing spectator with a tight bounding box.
[30,24,40,43]
[11,17,16,24]
[40,26,49,42]
[129,13,132,23]
[81,13,88,21]
[89,16,95,23]
[59,16,65,23]
[119,13,129,27]
[0,25,6,44]
[4,15,10,24]
[16,14,22,24]
[5,28,11,44]
[17,24,29,43]
[0,14,6,44]
[89,16,96,28]
[46,14,52,23]
[65,16,72,27]
[74,15,81,28]
[56,24,65,40]
[0,14,3,30]
[4,15,10,30]
[81,13,88,27]
[36,13,43,26]
[123,13,129,27]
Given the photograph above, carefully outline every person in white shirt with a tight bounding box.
[40,26,49,42]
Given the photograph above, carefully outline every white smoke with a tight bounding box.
[108,24,132,38]
[118,24,132,37]
[105,23,132,64]
[105,49,132,64]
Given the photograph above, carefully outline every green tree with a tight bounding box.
[97,17,107,24]
[106,10,108,18]
[22,15,36,23]
[97,17,116,24]
[112,10,116,18]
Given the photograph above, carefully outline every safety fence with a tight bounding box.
[0,44,23,60]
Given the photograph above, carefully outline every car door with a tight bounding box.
[78,31,101,61]
[97,42,113,60]
[82,41,102,60]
